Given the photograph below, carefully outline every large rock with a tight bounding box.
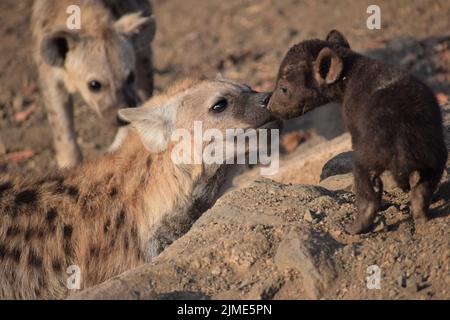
[320,151,354,181]
[71,180,342,300]
[320,152,412,192]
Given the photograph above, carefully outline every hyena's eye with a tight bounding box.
[126,72,136,85]
[210,99,228,113]
[88,80,102,93]
[280,87,288,94]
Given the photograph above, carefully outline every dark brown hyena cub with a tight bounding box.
[268,30,447,234]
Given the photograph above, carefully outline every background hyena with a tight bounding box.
[31,0,156,168]
[0,78,273,299]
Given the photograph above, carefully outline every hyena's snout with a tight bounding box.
[121,85,141,109]
[246,91,274,126]
[259,92,272,108]
[250,92,272,108]
[101,86,142,127]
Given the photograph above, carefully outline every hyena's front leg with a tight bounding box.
[345,163,383,234]
[409,171,440,224]
[40,72,82,168]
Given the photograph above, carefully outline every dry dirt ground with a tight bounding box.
[0,0,449,300]
[1,0,450,174]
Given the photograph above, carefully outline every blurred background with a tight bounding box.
[1,0,450,176]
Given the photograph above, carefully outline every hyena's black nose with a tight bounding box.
[122,87,141,109]
[261,92,272,107]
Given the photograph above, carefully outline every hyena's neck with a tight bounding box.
[65,130,198,269]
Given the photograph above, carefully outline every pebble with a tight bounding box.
[373,220,386,233]
[303,209,314,223]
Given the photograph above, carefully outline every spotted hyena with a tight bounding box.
[0,78,273,299]
[32,0,156,168]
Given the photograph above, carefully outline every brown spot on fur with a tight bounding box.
[66,186,79,198]
[63,225,74,259]
[37,228,44,239]
[25,227,45,241]
[15,190,38,205]
[54,182,65,194]
[6,226,21,237]
[0,182,13,197]
[0,244,5,259]
[46,208,58,224]
[52,259,62,272]
[54,183,79,199]
[28,250,43,269]
[116,211,125,229]
[38,276,47,290]
[63,225,73,239]
[89,246,100,258]
[109,187,118,198]
[10,247,22,262]
[63,242,75,260]
[24,228,33,242]
[124,233,129,250]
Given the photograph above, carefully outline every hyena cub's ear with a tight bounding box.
[41,31,80,67]
[118,103,177,153]
[114,12,154,37]
[314,47,344,85]
[325,29,350,49]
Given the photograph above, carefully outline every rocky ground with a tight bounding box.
[0,0,449,300]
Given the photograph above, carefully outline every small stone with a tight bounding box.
[385,206,398,216]
[303,209,314,223]
[331,229,342,237]
[373,220,386,233]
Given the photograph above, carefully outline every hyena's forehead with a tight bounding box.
[209,79,253,95]
[74,37,136,78]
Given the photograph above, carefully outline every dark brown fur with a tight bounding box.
[268,30,447,234]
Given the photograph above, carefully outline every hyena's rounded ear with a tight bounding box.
[114,12,155,38]
[41,31,80,68]
[118,104,176,153]
[325,30,350,49]
[314,47,344,85]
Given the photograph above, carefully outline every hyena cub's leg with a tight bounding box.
[409,171,440,223]
[39,70,82,168]
[345,163,383,234]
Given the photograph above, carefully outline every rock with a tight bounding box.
[273,227,339,299]
[231,133,352,187]
[320,152,402,191]
[320,151,354,181]
[303,209,314,223]
[319,173,354,191]
[70,180,340,300]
